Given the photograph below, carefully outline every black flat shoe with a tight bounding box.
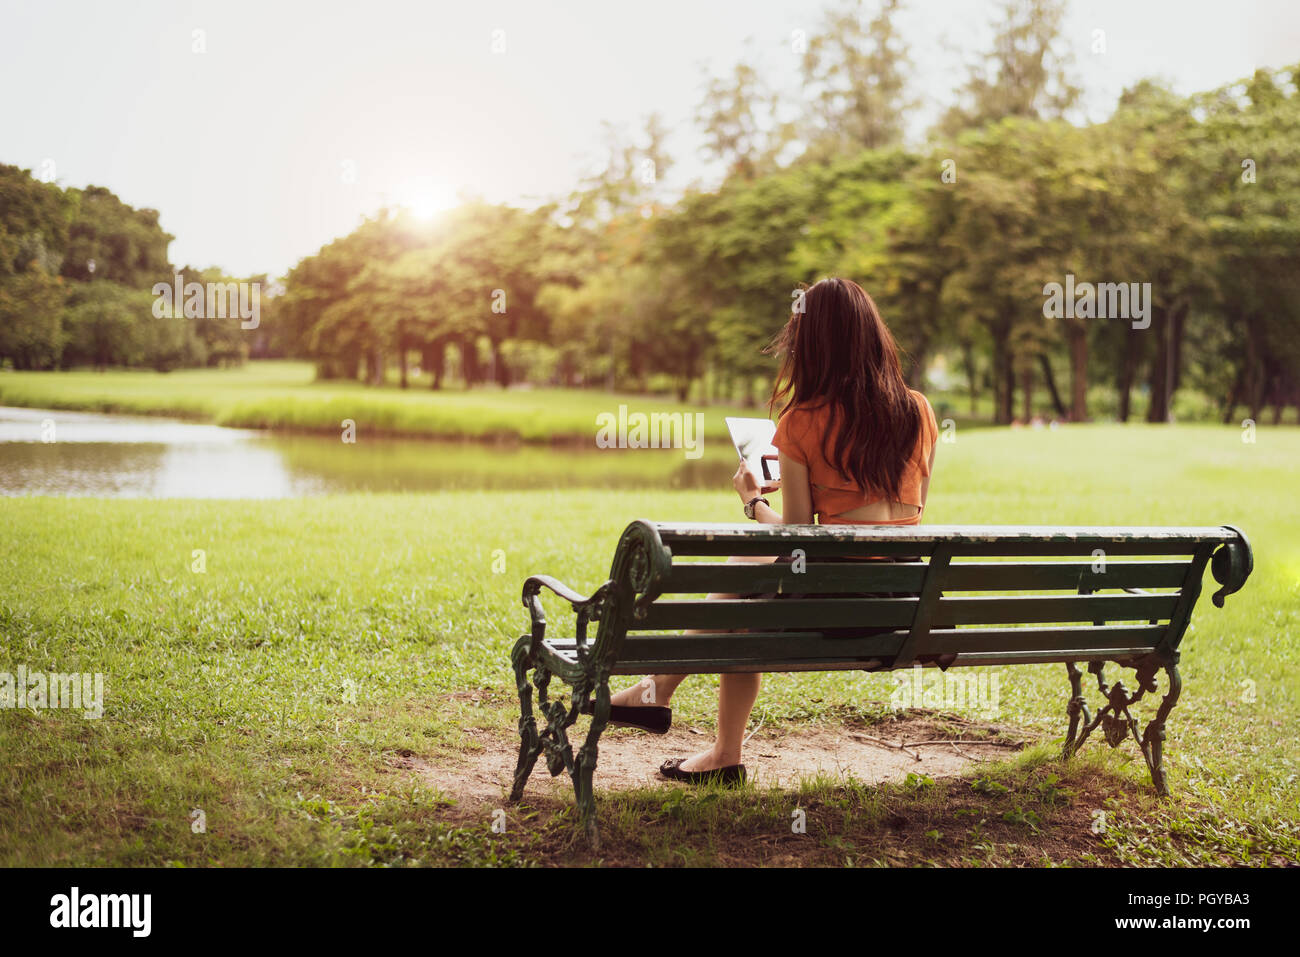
[659,757,746,786]
[580,700,671,734]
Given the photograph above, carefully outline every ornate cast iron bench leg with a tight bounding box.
[1062,661,1090,759]
[574,682,611,848]
[1058,657,1182,797]
[509,636,542,803]
[506,636,611,848]
[1141,663,1181,797]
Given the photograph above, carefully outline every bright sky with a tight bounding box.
[2,0,1296,278]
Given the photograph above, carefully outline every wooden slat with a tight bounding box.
[926,624,1166,655]
[634,592,1176,632]
[660,539,934,558]
[942,560,1190,591]
[935,593,1178,626]
[638,597,918,631]
[651,522,1238,558]
[618,630,905,662]
[666,538,1212,558]
[945,648,1156,667]
[609,658,891,675]
[663,561,928,595]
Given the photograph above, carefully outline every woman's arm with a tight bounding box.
[918,397,937,510]
[732,452,812,525]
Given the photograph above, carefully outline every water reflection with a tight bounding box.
[0,406,734,497]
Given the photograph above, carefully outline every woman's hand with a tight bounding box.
[733,462,780,502]
[733,461,761,502]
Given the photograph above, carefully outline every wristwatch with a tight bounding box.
[744,496,770,520]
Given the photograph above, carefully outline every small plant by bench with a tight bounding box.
[508,521,1252,846]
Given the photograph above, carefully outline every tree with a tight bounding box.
[59,185,172,288]
[937,0,1080,136]
[0,164,70,278]
[800,0,914,155]
[1194,66,1300,424]
[0,263,65,369]
[697,58,793,181]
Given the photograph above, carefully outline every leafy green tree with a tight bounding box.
[60,280,158,369]
[0,164,70,277]
[59,185,172,288]
[1194,66,1300,424]
[697,59,794,181]
[0,263,66,369]
[800,0,915,155]
[937,0,1080,136]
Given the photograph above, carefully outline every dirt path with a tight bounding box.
[398,712,1028,810]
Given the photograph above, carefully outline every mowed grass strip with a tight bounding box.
[0,361,752,443]
[0,423,1296,865]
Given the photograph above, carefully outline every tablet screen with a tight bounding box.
[725,417,780,483]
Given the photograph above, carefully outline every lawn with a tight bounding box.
[0,423,1296,866]
[0,361,761,444]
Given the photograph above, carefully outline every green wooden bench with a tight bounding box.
[508,521,1253,846]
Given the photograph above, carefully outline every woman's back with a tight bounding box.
[773,388,938,525]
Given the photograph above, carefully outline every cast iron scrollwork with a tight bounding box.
[508,521,672,847]
[1061,655,1181,796]
[1210,526,1253,608]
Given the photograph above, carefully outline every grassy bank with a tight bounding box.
[3,362,1292,442]
[1,424,1297,866]
[0,361,760,443]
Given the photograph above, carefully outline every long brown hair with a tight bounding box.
[767,277,920,502]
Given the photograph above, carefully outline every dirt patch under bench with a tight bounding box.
[395,710,1033,811]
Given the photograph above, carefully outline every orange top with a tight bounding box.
[772,389,938,525]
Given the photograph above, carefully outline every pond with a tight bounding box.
[0,406,734,498]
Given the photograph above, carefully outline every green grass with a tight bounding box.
[0,423,1297,865]
[0,361,760,443]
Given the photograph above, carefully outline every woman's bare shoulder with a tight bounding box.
[907,389,937,419]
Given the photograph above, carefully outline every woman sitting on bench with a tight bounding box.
[604,277,938,784]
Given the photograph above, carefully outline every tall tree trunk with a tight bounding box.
[1245,320,1264,423]
[1067,327,1087,421]
[989,332,1014,425]
[962,339,977,415]
[1038,353,1067,418]
[423,340,446,390]
[1146,305,1174,423]
[398,348,408,389]
[906,345,928,390]
[1117,326,1140,423]
[461,335,481,387]
[1222,365,1244,424]
[999,354,1015,425]
[367,348,384,386]
[1020,361,1033,422]
[491,338,510,387]
[1171,304,1187,392]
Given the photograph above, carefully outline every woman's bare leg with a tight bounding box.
[609,673,684,707]
[607,554,775,710]
[677,671,760,771]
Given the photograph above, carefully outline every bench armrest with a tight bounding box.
[1210,526,1253,608]
[521,575,615,662]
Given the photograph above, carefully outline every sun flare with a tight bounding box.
[397,178,457,220]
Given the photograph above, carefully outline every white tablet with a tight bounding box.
[725,416,781,483]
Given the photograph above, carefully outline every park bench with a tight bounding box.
[508,521,1252,846]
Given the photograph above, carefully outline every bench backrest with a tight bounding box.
[588,521,1252,675]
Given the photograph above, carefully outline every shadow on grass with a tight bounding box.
[427,746,1164,867]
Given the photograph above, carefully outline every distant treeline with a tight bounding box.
[0,171,266,372]
[274,1,1300,423]
[4,0,1299,424]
